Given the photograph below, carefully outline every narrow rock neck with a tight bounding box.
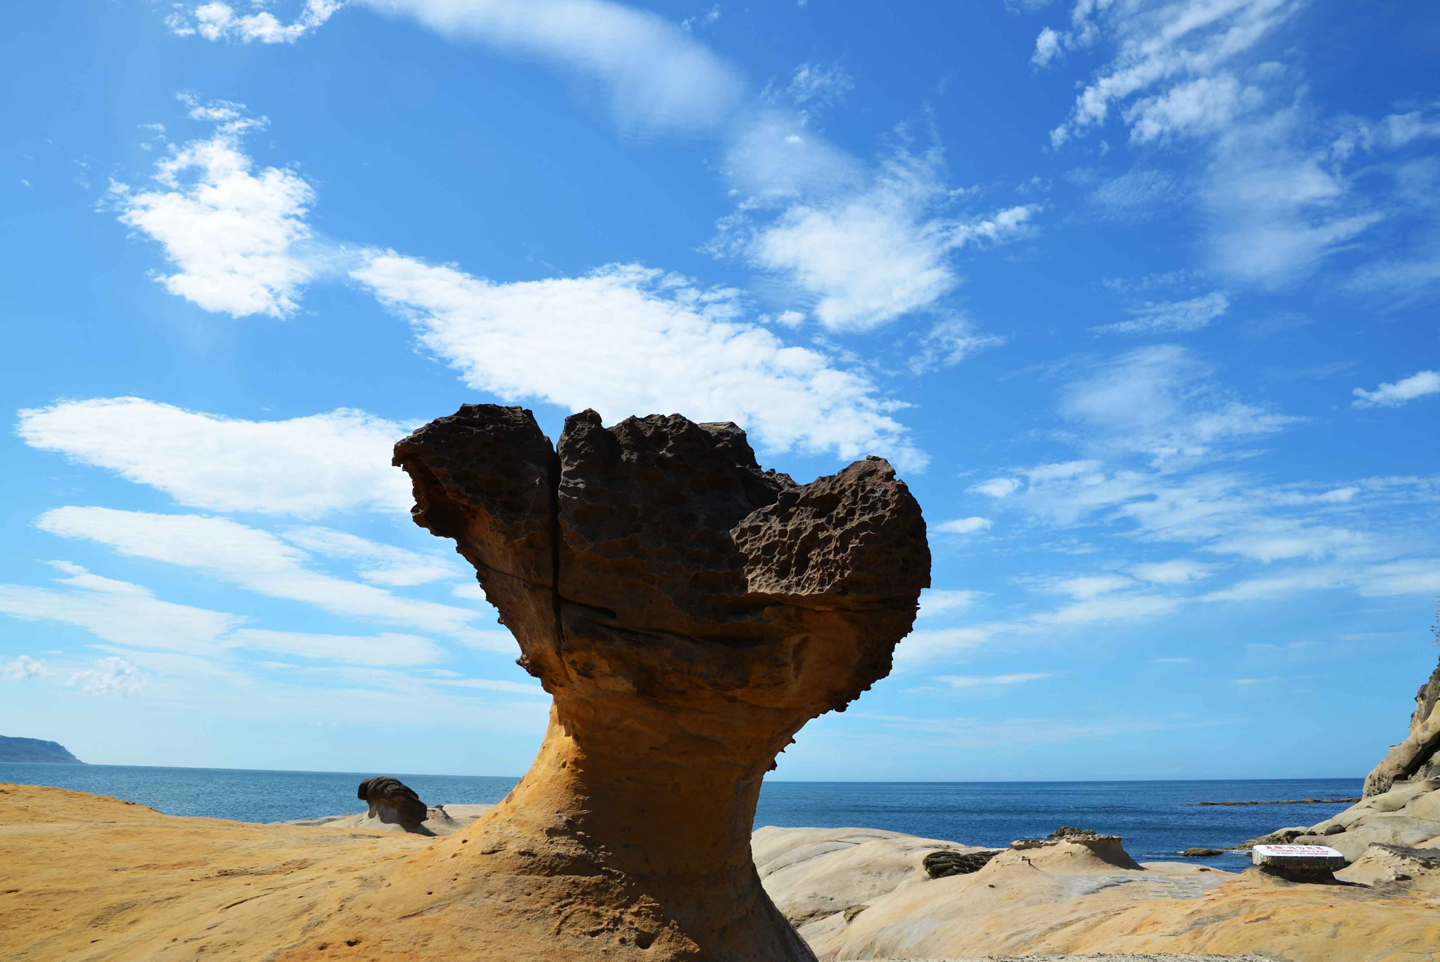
[506,708,769,883]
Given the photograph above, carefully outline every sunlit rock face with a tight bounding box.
[392,404,930,961]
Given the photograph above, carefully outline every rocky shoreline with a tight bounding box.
[5,780,1439,962]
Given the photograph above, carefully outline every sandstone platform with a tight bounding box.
[5,783,1440,962]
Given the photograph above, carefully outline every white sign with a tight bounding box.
[1253,844,1343,858]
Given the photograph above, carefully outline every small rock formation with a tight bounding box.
[1182,847,1225,857]
[1010,829,1143,870]
[392,405,930,961]
[357,776,428,827]
[922,849,998,878]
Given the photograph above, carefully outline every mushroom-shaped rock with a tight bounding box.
[356,776,428,827]
[390,405,930,961]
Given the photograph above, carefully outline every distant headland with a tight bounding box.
[0,736,84,764]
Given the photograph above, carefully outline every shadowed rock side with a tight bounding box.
[388,405,930,962]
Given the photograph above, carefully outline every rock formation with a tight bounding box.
[1247,654,1440,861]
[357,776,428,826]
[750,826,997,927]
[390,405,930,961]
[1364,662,1440,795]
[922,848,999,877]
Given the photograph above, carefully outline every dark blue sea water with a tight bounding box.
[0,763,1359,867]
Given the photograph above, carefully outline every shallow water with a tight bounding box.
[1,763,1358,866]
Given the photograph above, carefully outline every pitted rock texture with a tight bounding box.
[356,776,428,826]
[390,404,930,961]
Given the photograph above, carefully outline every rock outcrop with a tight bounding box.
[1364,663,1440,795]
[1248,655,1440,863]
[389,405,930,961]
[750,826,997,927]
[357,777,428,826]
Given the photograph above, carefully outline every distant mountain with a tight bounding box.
[0,736,84,764]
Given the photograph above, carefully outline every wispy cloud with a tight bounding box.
[18,398,413,517]
[1037,0,1304,148]
[167,0,744,133]
[1352,370,1440,409]
[711,141,1038,332]
[34,508,508,650]
[935,672,1055,689]
[1092,292,1229,335]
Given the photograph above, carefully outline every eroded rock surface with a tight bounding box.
[389,405,931,961]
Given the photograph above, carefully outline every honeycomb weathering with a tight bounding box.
[391,404,930,961]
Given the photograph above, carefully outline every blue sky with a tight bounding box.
[2,0,1437,781]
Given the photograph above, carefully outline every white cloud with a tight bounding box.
[17,398,413,517]
[228,629,442,666]
[1204,106,1387,286]
[1046,573,1137,598]
[1040,0,1303,146]
[107,98,320,318]
[1131,559,1212,584]
[167,1,344,43]
[713,143,1038,331]
[34,508,501,647]
[1352,370,1440,409]
[280,528,463,585]
[937,517,993,535]
[1032,26,1063,67]
[1086,168,1183,220]
[918,589,983,619]
[0,561,243,654]
[431,676,549,696]
[773,61,855,119]
[894,626,993,668]
[1058,344,1300,462]
[353,253,927,471]
[910,319,1007,373]
[936,672,1054,688]
[2,655,45,680]
[68,656,148,696]
[1202,558,1440,603]
[1091,292,1229,335]
[1124,74,1264,144]
[971,477,1022,498]
[165,1,745,131]
[1030,593,1184,626]
[363,0,744,133]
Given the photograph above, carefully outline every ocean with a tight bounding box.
[0,763,1359,867]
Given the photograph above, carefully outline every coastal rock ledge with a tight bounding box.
[385,405,931,961]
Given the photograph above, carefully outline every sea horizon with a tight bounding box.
[0,758,1365,784]
[1,761,1362,868]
